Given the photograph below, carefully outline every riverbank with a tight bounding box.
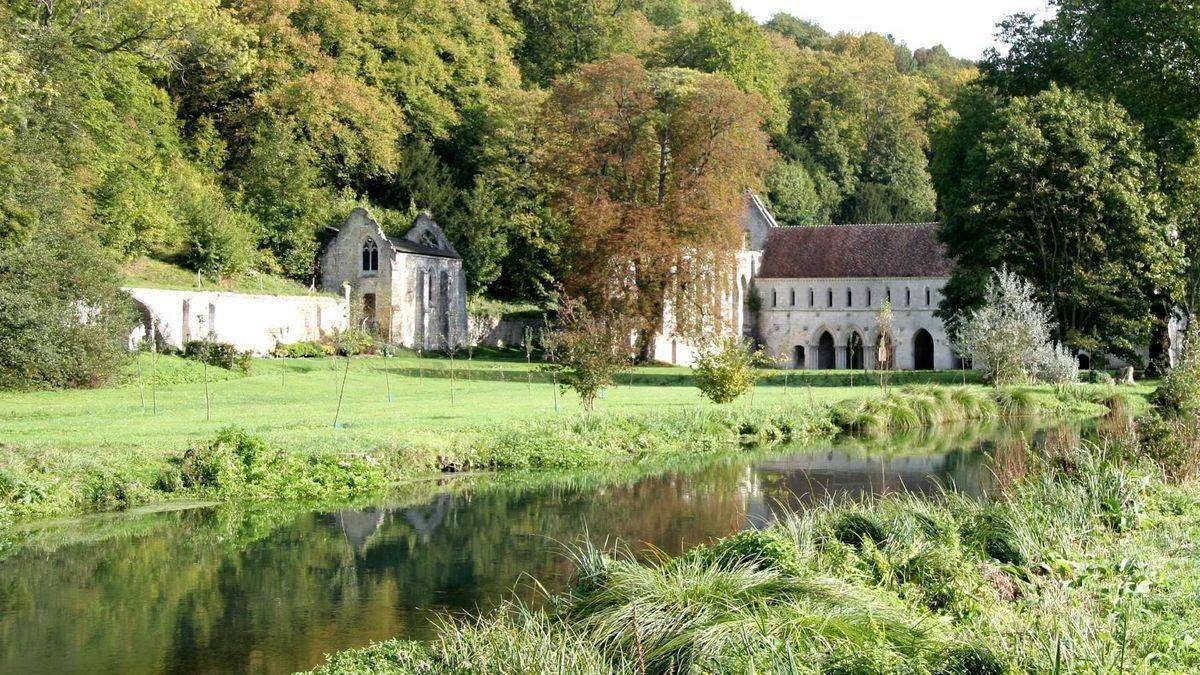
[305,412,1200,674]
[0,365,1124,529]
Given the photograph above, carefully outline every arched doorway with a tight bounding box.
[794,345,806,369]
[817,332,836,370]
[847,332,864,370]
[1078,353,1091,370]
[913,329,934,370]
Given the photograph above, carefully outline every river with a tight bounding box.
[0,421,1073,674]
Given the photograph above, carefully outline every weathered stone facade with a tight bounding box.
[657,195,958,370]
[320,207,467,350]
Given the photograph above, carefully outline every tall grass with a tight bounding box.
[310,417,1200,674]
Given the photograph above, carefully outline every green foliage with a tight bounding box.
[0,233,133,389]
[542,300,631,410]
[334,329,377,357]
[164,427,388,501]
[692,337,763,403]
[183,341,250,373]
[1150,325,1200,419]
[314,425,1200,674]
[272,341,330,359]
[934,85,1182,362]
[765,160,825,224]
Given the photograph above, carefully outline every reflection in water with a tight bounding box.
[0,422,1047,675]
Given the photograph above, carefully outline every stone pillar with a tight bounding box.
[836,346,847,370]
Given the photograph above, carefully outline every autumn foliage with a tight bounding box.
[541,56,772,358]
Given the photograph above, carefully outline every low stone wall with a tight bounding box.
[473,316,545,349]
[125,287,349,355]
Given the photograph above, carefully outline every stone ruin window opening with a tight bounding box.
[362,239,379,272]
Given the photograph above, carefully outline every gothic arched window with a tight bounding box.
[362,239,379,272]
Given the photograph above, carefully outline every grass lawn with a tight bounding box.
[0,351,898,456]
[121,256,335,297]
[0,349,1152,526]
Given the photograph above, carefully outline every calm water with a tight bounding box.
[0,423,1066,674]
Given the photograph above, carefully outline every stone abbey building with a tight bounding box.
[659,193,958,371]
[320,207,467,350]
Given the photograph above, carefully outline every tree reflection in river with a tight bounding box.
[0,421,1049,675]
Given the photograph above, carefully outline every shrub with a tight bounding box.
[1039,342,1079,390]
[1150,324,1200,418]
[79,467,149,511]
[955,268,1057,386]
[0,232,133,389]
[334,328,376,356]
[1084,369,1115,386]
[183,340,249,371]
[273,341,327,358]
[692,336,764,404]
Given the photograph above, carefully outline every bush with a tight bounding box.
[0,232,134,389]
[1150,324,1200,419]
[273,341,329,358]
[79,467,149,511]
[183,340,250,372]
[334,328,376,356]
[692,336,764,404]
[1084,369,1115,386]
[1039,342,1079,390]
[955,268,1057,386]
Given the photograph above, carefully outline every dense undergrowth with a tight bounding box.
[303,408,1200,674]
[0,385,1116,528]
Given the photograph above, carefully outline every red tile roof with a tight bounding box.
[757,223,952,279]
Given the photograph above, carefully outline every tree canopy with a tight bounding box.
[933,86,1182,362]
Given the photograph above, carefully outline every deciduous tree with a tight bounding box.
[541,56,771,360]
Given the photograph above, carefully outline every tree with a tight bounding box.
[934,86,1182,363]
[659,9,791,130]
[541,56,772,360]
[765,161,825,225]
[692,336,763,404]
[955,268,1058,386]
[782,33,937,224]
[764,13,828,50]
[541,298,632,411]
[983,0,1200,366]
[874,298,895,391]
[0,232,133,389]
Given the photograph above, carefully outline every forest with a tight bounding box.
[2,0,1198,388]
[0,0,972,298]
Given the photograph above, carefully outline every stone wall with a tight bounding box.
[472,315,545,349]
[126,287,348,355]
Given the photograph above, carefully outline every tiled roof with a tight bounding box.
[757,223,952,279]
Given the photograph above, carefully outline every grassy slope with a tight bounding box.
[121,256,336,297]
